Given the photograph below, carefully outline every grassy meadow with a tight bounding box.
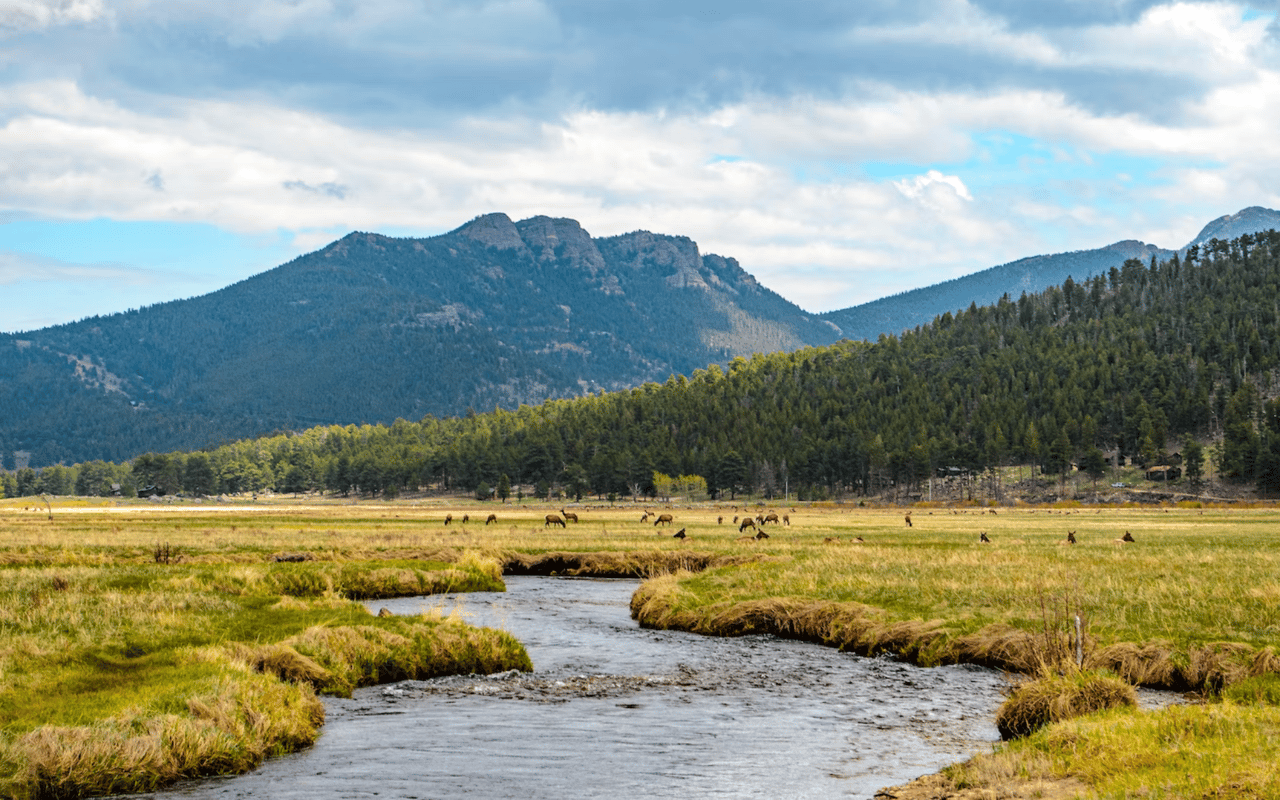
[2,495,1280,798]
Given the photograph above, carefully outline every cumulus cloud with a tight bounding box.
[0,0,105,32]
[3,1,1280,318]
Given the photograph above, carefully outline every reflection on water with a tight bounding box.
[145,577,1010,799]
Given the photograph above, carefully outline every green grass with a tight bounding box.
[0,540,528,798]
[6,500,1280,798]
[946,701,1280,799]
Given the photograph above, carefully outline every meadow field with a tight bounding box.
[2,496,1279,798]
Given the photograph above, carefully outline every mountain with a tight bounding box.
[820,206,1280,342]
[0,214,838,467]
[5,206,1279,470]
[40,226,1280,503]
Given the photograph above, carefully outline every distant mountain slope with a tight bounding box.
[0,214,838,467]
[822,206,1280,341]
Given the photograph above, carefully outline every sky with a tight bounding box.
[3,1,1280,333]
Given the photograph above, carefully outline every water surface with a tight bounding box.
[151,577,1009,799]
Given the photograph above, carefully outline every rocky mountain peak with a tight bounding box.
[1189,207,1280,247]
[453,213,529,252]
[515,216,606,273]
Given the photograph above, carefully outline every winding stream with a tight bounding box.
[149,577,1013,799]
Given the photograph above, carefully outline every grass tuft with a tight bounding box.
[995,668,1138,740]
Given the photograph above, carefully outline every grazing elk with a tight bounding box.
[717,516,724,524]
[545,514,566,528]
[739,518,757,533]
[782,514,790,526]
[763,512,779,524]
[640,512,651,523]
[486,514,498,525]
[443,514,453,526]
[653,513,674,526]
[904,514,912,528]
[561,509,579,523]
[462,514,470,524]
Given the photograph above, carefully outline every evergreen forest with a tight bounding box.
[6,231,1280,501]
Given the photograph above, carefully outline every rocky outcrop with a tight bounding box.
[453,213,530,253]
[515,216,606,273]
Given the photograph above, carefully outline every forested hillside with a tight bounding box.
[11,230,1280,501]
[0,214,837,467]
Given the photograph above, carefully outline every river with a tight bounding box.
[146,576,1011,799]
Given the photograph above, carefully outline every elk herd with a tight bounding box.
[427,505,1143,549]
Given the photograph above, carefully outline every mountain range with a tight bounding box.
[821,206,1280,341]
[3,206,1279,468]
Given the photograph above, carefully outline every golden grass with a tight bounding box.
[995,669,1138,740]
[0,511,532,798]
[4,498,1280,797]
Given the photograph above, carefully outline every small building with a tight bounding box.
[1145,465,1181,481]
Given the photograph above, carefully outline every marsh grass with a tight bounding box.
[0,525,528,799]
[944,701,1280,799]
[994,669,1138,740]
[5,500,1280,797]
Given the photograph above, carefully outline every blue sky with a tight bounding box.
[3,1,1280,332]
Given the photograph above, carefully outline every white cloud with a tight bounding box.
[3,2,1280,318]
[895,170,975,203]
[0,250,152,285]
[0,0,105,32]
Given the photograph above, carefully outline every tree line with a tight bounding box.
[5,230,1280,501]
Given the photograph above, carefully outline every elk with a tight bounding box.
[739,518,757,533]
[754,531,769,540]
[443,514,453,526]
[1058,531,1076,545]
[672,528,687,539]
[561,509,579,523]
[763,512,780,524]
[782,514,790,526]
[462,514,470,524]
[904,514,912,528]
[544,514,566,528]
[717,516,723,524]
[979,531,991,544]
[653,513,674,526]
[640,512,651,523]
[1114,531,1135,546]
[486,514,498,525]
